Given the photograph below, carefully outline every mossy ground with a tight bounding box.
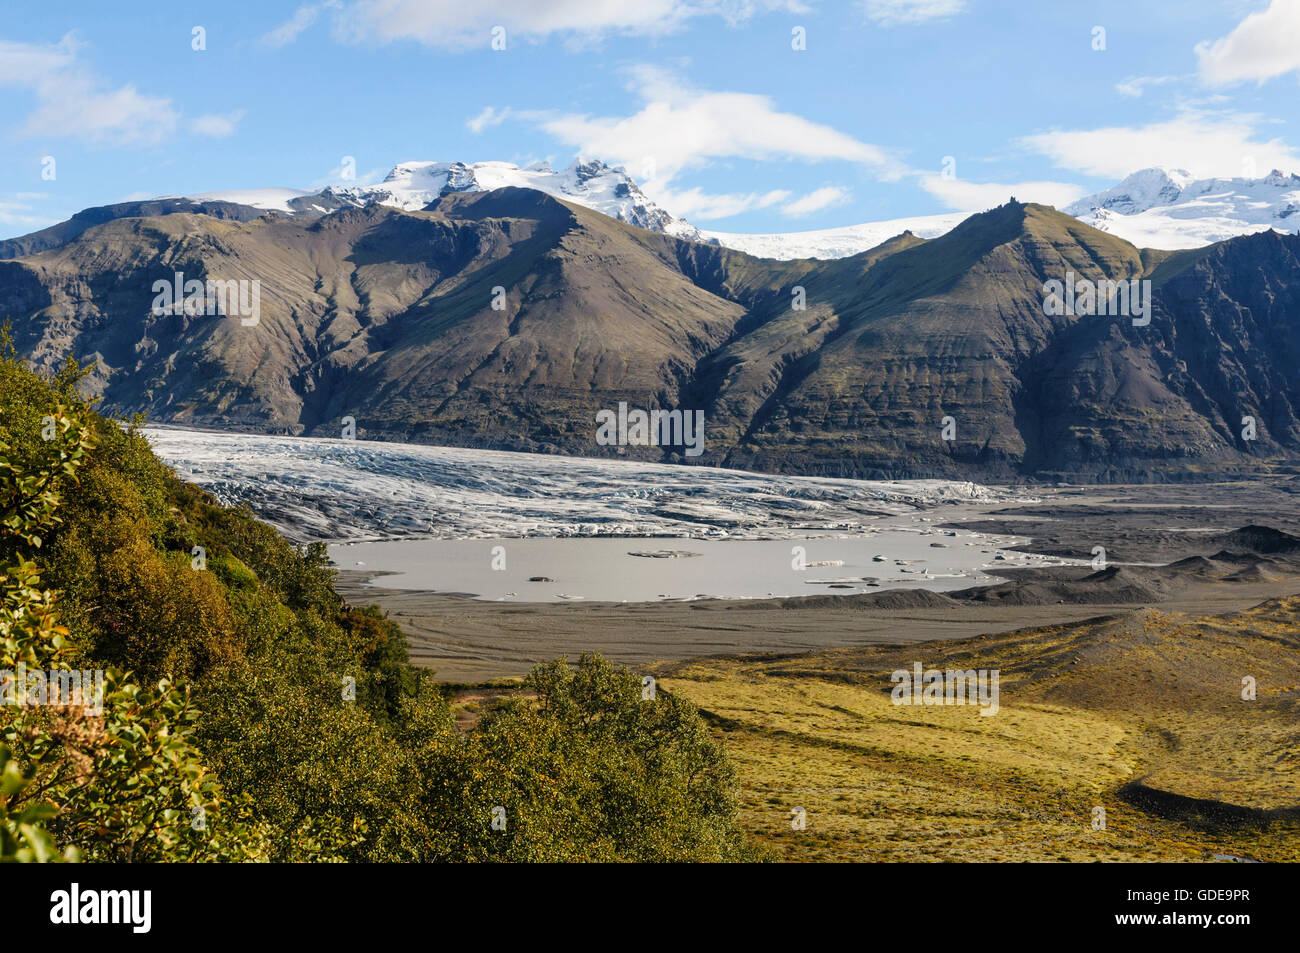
[656,600,1300,862]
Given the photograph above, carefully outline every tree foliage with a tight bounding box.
[0,350,754,862]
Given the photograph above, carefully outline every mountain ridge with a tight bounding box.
[2,187,1298,483]
[10,160,1297,264]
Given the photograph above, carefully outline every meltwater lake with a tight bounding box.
[144,427,1077,603]
[331,531,1062,603]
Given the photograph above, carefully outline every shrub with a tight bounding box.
[0,349,755,862]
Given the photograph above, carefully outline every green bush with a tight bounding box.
[0,346,754,862]
[410,655,756,862]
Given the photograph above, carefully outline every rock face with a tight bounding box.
[1,187,1298,482]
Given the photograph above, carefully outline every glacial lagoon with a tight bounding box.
[143,427,1081,603]
[332,529,1077,603]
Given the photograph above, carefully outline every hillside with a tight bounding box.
[0,353,751,862]
[657,595,1300,862]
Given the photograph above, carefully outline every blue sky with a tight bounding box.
[2,0,1299,239]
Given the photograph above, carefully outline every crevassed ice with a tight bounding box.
[142,427,1033,543]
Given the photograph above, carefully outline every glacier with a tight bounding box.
[141,427,1032,544]
[1064,167,1300,249]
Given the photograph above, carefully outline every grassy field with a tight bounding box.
[655,598,1300,862]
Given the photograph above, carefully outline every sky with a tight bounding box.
[1,0,1299,239]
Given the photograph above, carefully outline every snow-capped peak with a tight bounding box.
[171,161,1300,262]
[1065,166,1300,248]
[186,159,701,239]
[1065,167,1196,216]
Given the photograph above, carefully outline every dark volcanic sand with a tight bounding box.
[945,479,1300,561]
[333,482,1300,682]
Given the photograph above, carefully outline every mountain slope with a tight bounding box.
[711,202,1148,477]
[660,594,1300,861]
[0,352,752,862]
[1,188,1298,481]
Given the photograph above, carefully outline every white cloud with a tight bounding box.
[0,33,236,147]
[467,106,511,133]
[23,80,178,147]
[654,186,791,220]
[1018,109,1300,180]
[307,162,387,188]
[861,0,966,27]
[190,110,246,138]
[1196,0,1300,86]
[504,67,902,221]
[781,185,851,216]
[0,34,74,83]
[263,2,343,48]
[1114,74,1181,98]
[528,66,901,180]
[328,0,806,49]
[0,194,56,232]
[920,174,1085,212]
[0,34,179,145]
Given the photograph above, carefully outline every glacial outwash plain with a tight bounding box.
[134,418,1300,861]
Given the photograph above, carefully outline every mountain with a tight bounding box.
[711,167,1300,259]
[1,185,1298,482]
[187,158,705,240]
[1065,167,1300,249]
[700,204,1300,481]
[9,159,1297,265]
[0,197,268,259]
[0,158,702,260]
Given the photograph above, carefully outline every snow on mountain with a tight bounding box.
[175,161,1300,261]
[1064,167,1300,249]
[176,161,954,259]
[179,158,703,239]
[184,186,317,212]
[713,167,1300,257]
[702,211,968,260]
[363,159,699,236]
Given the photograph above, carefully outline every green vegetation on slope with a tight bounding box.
[658,604,1300,862]
[0,347,753,862]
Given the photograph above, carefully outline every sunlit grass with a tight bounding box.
[659,598,1300,862]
